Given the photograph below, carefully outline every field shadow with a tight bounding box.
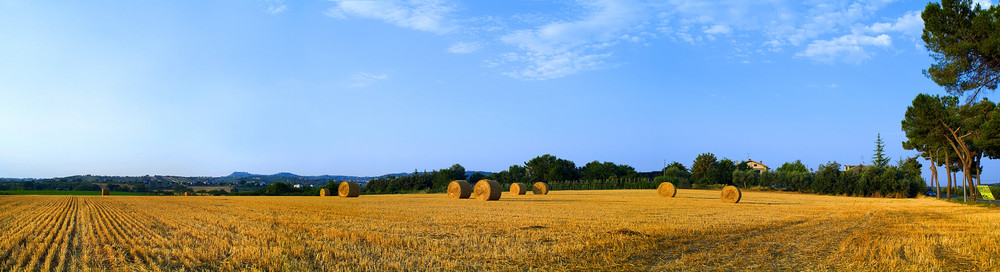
[500,198,577,203]
[739,201,803,205]
[675,196,717,200]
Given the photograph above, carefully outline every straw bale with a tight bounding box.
[339,181,361,198]
[532,182,549,195]
[657,182,676,197]
[510,183,527,195]
[447,180,472,199]
[721,186,742,203]
[473,179,501,201]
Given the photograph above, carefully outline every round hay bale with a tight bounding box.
[532,182,549,195]
[447,180,472,199]
[319,188,332,197]
[473,179,501,201]
[721,186,742,203]
[101,189,110,196]
[510,183,527,195]
[657,182,676,197]
[338,181,360,198]
[184,192,191,196]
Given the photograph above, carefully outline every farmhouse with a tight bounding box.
[844,164,865,172]
[746,160,769,174]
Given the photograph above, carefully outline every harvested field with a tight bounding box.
[1,190,998,271]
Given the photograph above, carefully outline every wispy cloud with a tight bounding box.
[350,73,388,88]
[326,0,928,79]
[267,5,287,15]
[795,9,922,64]
[261,0,287,15]
[797,34,892,64]
[867,11,922,37]
[447,41,482,54]
[326,0,456,34]
[703,25,731,35]
[497,0,645,80]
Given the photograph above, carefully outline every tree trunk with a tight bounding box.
[945,155,952,199]
[968,152,978,200]
[975,153,982,187]
[941,122,975,201]
[930,152,940,198]
[954,170,959,199]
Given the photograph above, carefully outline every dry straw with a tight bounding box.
[447,180,472,199]
[721,186,742,203]
[532,182,549,195]
[319,188,332,197]
[510,183,527,195]
[473,179,501,201]
[101,189,109,196]
[339,181,361,198]
[657,182,676,197]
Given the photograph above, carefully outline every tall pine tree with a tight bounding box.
[872,133,890,168]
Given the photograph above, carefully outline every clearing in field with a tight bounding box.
[1,189,998,271]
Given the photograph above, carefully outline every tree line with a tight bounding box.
[362,143,927,198]
[362,156,645,194]
[902,94,999,200]
[653,151,925,198]
[900,0,1000,201]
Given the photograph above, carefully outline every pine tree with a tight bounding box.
[872,133,890,168]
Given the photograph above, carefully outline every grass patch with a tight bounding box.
[0,190,150,196]
[944,197,999,207]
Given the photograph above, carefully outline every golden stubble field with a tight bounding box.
[2,189,999,271]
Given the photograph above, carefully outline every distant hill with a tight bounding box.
[222,172,382,182]
[226,172,255,178]
[2,170,497,187]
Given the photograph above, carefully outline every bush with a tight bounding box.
[73,184,101,191]
[731,170,757,188]
[654,176,691,189]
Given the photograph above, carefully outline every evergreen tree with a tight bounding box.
[872,133,890,168]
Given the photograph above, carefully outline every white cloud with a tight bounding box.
[867,11,922,37]
[974,0,994,8]
[703,25,731,35]
[780,1,891,47]
[326,0,929,79]
[267,5,287,15]
[797,34,892,64]
[497,0,644,80]
[260,0,287,15]
[326,0,456,34]
[350,73,388,88]
[499,51,612,81]
[447,41,482,54]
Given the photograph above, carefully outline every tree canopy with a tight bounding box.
[690,153,717,185]
[525,154,579,182]
[922,0,1000,102]
[662,162,691,180]
[776,160,809,173]
[902,93,1000,200]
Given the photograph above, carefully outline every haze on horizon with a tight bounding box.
[1,0,998,183]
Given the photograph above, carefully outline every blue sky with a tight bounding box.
[1,0,997,184]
